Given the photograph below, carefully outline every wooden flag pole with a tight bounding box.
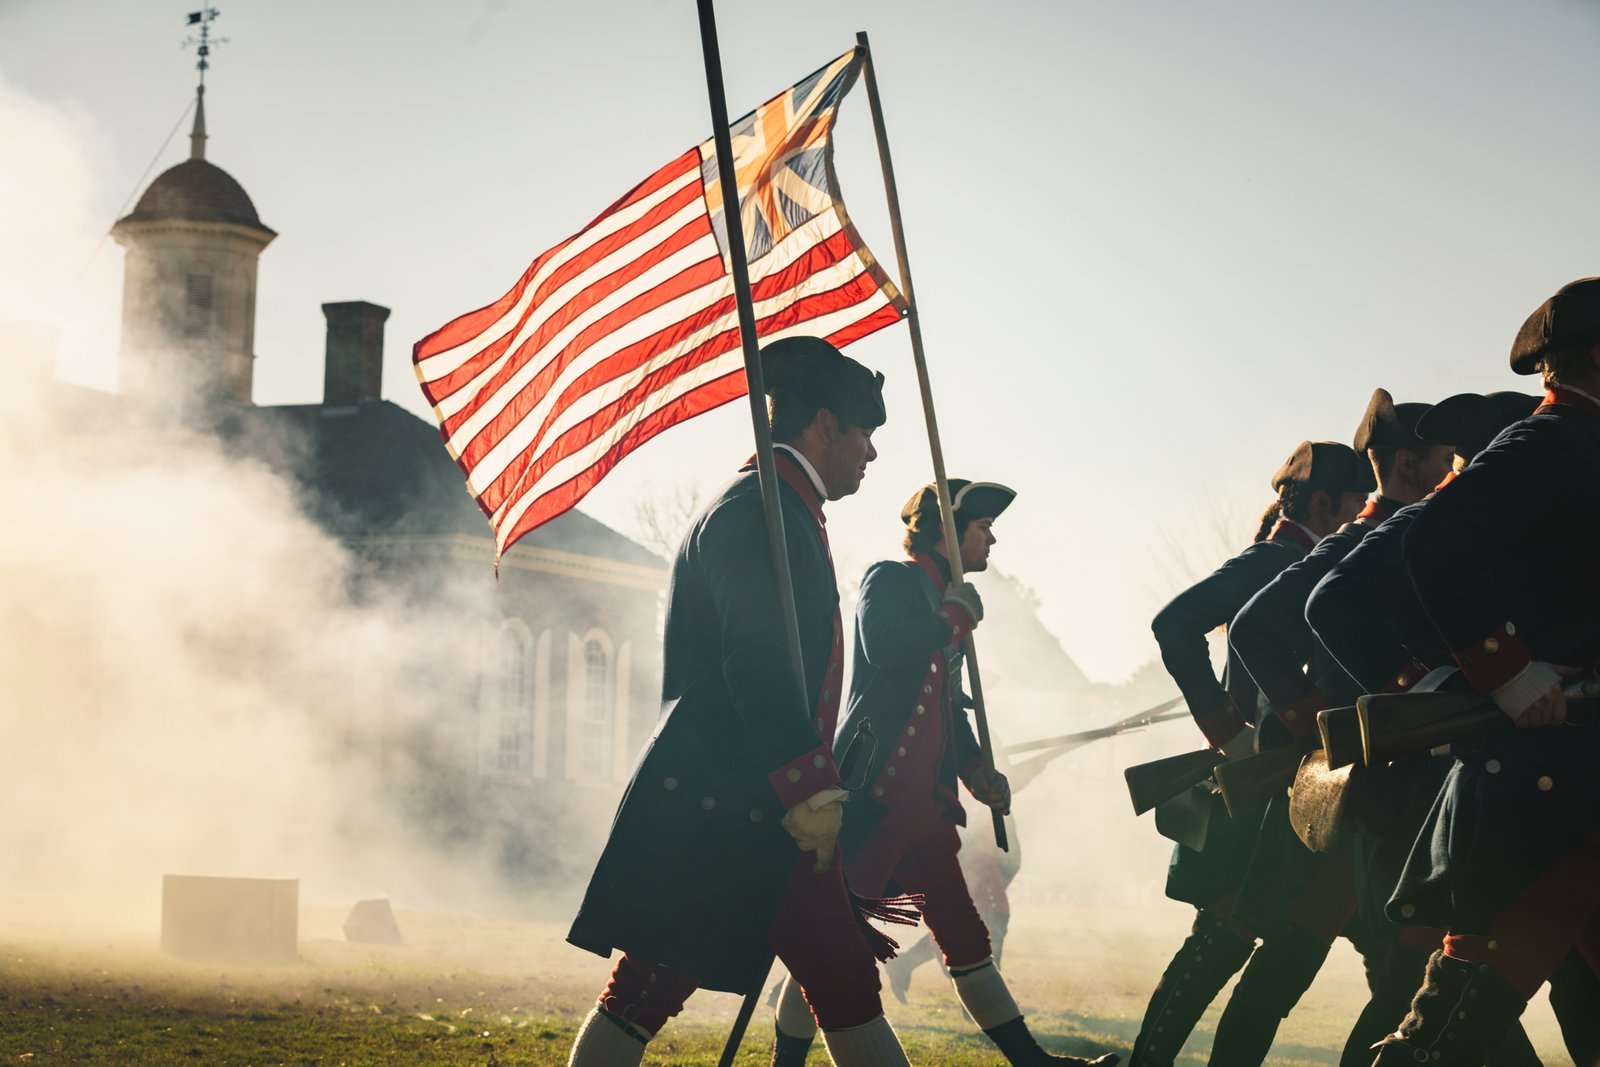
[694,2,808,1061]
[855,30,1008,851]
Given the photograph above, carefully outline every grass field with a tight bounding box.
[0,897,1575,1066]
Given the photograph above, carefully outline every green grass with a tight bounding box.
[0,902,1573,1065]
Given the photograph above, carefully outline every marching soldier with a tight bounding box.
[1206,391,1450,1066]
[770,480,1117,1067]
[1370,277,1600,1064]
[1304,390,1566,1067]
[1130,440,1372,1066]
[564,336,915,1066]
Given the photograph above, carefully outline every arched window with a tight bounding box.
[485,621,534,774]
[581,638,613,780]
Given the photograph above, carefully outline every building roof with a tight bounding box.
[222,399,664,568]
[118,159,274,234]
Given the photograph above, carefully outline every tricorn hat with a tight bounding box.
[901,479,1016,532]
[1352,388,1431,453]
[1510,277,1600,375]
[1416,391,1541,459]
[761,335,886,429]
[1271,441,1376,496]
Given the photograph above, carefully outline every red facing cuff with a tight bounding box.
[1380,656,1432,694]
[937,604,976,645]
[1452,622,1533,694]
[1275,688,1328,739]
[1195,698,1248,749]
[767,746,842,809]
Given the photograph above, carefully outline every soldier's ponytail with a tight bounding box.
[1253,500,1282,543]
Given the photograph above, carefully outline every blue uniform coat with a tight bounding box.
[1393,401,1600,931]
[567,458,843,993]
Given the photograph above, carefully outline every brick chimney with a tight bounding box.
[321,301,390,407]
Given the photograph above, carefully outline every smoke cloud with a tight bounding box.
[0,69,577,939]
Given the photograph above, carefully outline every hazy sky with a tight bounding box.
[5,0,1599,682]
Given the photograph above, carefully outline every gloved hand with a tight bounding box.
[1218,723,1257,760]
[782,795,844,872]
[1492,661,1572,729]
[942,581,983,625]
[964,765,1012,814]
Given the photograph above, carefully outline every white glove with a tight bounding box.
[1219,723,1257,760]
[1492,661,1566,729]
[942,581,983,624]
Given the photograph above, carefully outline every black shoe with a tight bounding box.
[983,1017,1119,1066]
[770,1020,815,1067]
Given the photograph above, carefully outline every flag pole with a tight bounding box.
[855,30,1008,851]
[695,1,807,1061]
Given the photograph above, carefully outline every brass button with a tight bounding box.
[750,809,764,822]
[1285,709,1298,721]
[930,662,939,673]
[915,705,926,715]
[663,777,678,791]
[906,726,916,736]
[873,786,885,797]
[1401,903,1416,918]
[816,718,825,732]
[886,766,897,777]
[812,755,826,769]
[1484,637,1500,653]
[786,768,802,783]
[897,747,907,757]
[1505,621,1517,636]
[1538,775,1554,792]
[1486,760,1501,774]
[1397,674,1411,688]
[701,797,715,810]
[922,684,932,694]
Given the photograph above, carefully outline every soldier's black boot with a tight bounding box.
[1370,950,1530,1066]
[1129,909,1255,1066]
[770,1020,815,1067]
[1340,945,1428,1067]
[1204,924,1330,1067]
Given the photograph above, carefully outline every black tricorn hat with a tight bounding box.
[901,479,1016,531]
[1352,388,1432,453]
[761,335,886,429]
[1416,391,1541,459]
[1271,441,1376,495]
[1511,277,1600,375]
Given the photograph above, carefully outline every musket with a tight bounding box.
[1003,697,1186,757]
[1125,747,1222,816]
[1358,678,1600,767]
[1212,734,1320,815]
[1316,705,1363,769]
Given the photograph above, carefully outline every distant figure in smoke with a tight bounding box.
[564,337,917,1066]
[884,789,1021,1002]
[770,479,1118,1066]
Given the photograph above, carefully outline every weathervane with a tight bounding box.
[181,8,226,89]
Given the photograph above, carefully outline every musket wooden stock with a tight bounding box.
[1358,680,1600,766]
[1213,735,1320,815]
[1317,705,1362,769]
[1125,747,1221,816]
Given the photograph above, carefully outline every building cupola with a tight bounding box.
[110,14,273,413]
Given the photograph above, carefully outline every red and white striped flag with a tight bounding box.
[413,47,906,562]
